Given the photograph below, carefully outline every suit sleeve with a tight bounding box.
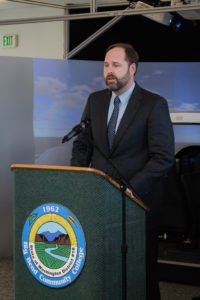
[70,97,93,167]
[129,98,175,198]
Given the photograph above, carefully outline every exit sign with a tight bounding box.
[1,34,18,48]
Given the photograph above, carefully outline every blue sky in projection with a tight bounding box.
[34,60,200,138]
[33,59,105,137]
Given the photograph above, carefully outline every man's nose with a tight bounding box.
[107,67,114,74]
[105,65,113,74]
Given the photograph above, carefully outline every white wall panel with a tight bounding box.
[0,7,67,58]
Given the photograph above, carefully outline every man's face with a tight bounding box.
[104,47,136,95]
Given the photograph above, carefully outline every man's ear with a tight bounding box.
[130,63,137,76]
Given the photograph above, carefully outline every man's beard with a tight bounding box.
[105,71,131,92]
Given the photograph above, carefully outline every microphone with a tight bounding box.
[62,119,90,143]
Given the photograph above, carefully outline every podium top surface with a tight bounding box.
[11,164,148,212]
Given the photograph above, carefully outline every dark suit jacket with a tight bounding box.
[71,82,175,214]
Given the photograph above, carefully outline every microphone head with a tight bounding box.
[62,119,90,144]
[81,119,90,128]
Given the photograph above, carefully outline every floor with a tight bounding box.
[160,281,200,300]
[1,256,200,300]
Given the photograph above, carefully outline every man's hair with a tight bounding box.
[105,43,139,70]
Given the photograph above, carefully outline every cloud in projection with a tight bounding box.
[34,60,200,138]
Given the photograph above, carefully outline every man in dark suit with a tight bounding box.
[71,43,175,299]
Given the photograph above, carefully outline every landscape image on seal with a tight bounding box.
[35,221,71,269]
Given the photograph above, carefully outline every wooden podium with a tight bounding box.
[11,164,147,300]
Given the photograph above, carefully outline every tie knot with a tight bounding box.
[114,96,120,106]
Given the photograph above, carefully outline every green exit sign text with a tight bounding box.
[1,34,18,48]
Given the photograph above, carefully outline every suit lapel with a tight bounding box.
[110,83,142,153]
[96,89,111,154]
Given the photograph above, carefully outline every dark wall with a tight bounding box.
[70,12,200,61]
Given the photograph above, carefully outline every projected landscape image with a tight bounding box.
[33,60,200,163]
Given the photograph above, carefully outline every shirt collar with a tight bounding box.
[111,81,135,105]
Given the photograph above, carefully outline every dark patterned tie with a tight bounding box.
[108,96,121,149]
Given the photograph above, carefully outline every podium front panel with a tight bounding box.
[13,167,146,299]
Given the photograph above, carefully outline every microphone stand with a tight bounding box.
[62,125,145,300]
[121,184,127,300]
[89,139,129,300]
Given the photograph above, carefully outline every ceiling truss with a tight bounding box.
[1,3,200,24]
[1,0,200,58]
